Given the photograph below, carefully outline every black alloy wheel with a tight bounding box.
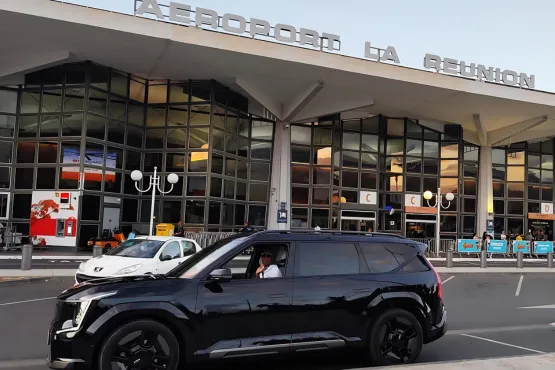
[103,245,111,254]
[98,319,180,370]
[369,309,423,366]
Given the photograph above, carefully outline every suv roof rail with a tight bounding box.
[255,230,407,239]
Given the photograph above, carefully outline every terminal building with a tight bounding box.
[1,0,555,247]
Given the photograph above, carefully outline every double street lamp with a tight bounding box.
[131,167,179,236]
[423,188,454,255]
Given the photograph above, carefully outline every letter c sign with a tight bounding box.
[410,196,415,205]
[546,204,551,213]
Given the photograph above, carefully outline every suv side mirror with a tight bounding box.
[160,255,172,261]
[208,268,232,281]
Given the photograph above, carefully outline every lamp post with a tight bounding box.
[131,167,179,236]
[423,188,454,255]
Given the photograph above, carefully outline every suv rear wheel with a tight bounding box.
[369,308,423,366]
[98,319,180,370]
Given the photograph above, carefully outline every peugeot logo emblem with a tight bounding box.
[94,267,103,272]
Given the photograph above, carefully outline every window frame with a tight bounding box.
[159,240,182,260]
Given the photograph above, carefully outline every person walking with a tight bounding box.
[239,221,254,232]
[175,220,184,237]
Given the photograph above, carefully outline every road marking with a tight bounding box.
[448,324,554,335]
[515,275,524,296]
[0,359,46,368]
[0,296,56,307]
[442,275,455,284]
[459,334,545,354]
[517,304,555,309]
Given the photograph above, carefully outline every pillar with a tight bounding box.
[267,122,291,230]
[477,146,494,236]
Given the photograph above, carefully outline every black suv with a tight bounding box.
[47,231,446,369]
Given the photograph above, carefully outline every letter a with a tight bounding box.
[136,0,164,19]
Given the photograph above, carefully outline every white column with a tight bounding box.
[267,122,291,230]
[477,146,494,235]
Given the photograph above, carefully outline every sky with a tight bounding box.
[56,0,555,92]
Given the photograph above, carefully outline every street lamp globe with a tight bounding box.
[130,170,143,182]
[167,173,179,184]
[445,192,455,201]
[423,190,433,200]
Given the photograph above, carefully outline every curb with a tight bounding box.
[0,277,53,286]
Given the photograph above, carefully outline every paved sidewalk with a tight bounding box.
[384,354,555,369]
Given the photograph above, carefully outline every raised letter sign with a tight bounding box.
[299,28,319,48]
[249,18,271,37]
[381,46,400,64]
[274,24,296,43]
[136,0,164,19]
[195,7,218,29]
[169,2,191,24]
[424,54,441,72]
[322,33,340,51]
[443,58,458,75]
[364,42,380,61]
[222,13,247,34]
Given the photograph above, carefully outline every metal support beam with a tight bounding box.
[488,116,549,146]
[283,81,324,122]
[473,114,488,146]
[236,77,283,121]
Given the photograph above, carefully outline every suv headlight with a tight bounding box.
[115,264,142,275]
[77,261,85,272]
[66,291,117,328]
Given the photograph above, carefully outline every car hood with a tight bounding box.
[81,255,152,275]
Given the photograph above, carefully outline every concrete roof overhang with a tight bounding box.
[1,0,555,146]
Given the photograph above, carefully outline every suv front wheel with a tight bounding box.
[369,309,423,366]
[98,319,180,370]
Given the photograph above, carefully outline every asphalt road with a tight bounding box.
[1,274,555,369]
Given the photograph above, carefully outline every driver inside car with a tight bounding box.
[255,251,282,279]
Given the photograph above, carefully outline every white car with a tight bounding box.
[75,236,201,283]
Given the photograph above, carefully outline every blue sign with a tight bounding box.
[487,240,507,254]
[457,239,479,253]
[512,241,530,253]
[534,241,554,254]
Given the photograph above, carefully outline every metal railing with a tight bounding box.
[183,232,236,249]
[408,238,456,256]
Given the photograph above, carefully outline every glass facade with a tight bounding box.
[0,62,274,245]
[291,116,479,239]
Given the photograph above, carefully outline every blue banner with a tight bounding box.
[487,240,507,254]
[534,241,554,254]
[512,241,531,254]
[457,239,480,253]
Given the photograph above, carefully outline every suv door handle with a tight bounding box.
[353,288,371,293]
[268,293,288,298]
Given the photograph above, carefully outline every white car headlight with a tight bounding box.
[77,261,85,272]
[114,264,143,275]
[66,291,117,328]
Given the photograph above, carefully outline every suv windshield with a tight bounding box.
[107,239,165,258]
[166,235,248,278]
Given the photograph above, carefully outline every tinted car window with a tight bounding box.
[181,241,196,256]
[360,243,416,273]
[402,255,430,273]
[162,241,181,259]
[108,239,165,258]
[298,242,359,276]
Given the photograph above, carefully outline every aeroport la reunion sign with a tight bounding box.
[136,0,535,89]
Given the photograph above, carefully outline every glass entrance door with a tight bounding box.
[341,219,375,232]
[405,221,436,239]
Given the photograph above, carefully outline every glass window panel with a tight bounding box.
[492,166,506,181]
[463,163,478,178]
[292,145,310,164]
[291,208,308,228]
[222,202,234,225]
[422,141,439,158]
[542,155,553,170]
[145,129,165,149]
[463,180,477,196]
[106,121,125,144]
[441,143,458,158]
[208,202,221,224]
[507,149,525,165]
[0,141,11,166]
[342,171,358,188]
[146,106,166,127]
[162,200,181,224]
[292,165,309,184]
[236,181,246,200]
[406,120,422,138]
[212,105,225,129]
[110,72,128,97]
[387,118,404,136]
[188,152,208,172]
[463,198,476,213]
[81,195,101,221]
[313,167,330,185]
[167,176,183,196]
[528,154,541,168]
[406,176,421,193]
[83,167,102,191]
[464,146,479,161]
[360,172,377,190]
[166,128,186,149]
[61,113,83,136]
[342,132,360,151]
[126,125,143,148]
[225,134,237,155]
[313,147,331,166]
[386,175,403,192]
[64,87,85,112]
[440,215,457,232]
[166,153,185,173]
[248,205,266,227]
[251,141,272,160]
[148,84,168,104]
[86,115,105,140]
[406,140,422,157]
[493,182,504,197]
[224,179,234,199]
[292,187,309,205]
[462,215,476,233]
[542,140,554,154]
[342,190,359,204]
[386,156,404,173]
[528,202,540,214]
[342,151,359,168]
[127,102,144,126]
[60,141,80,165]
[361,134,378,152]
[542,170,553,185]
[88,89,107,115]
[38,142,58,164]
[507,166,524,182]
[0,167,9,188]
[291,125,311,145]
[191,82,211,102]
[507,201,524,215]
[140,199,160,223]
[423,177,438,193]
[0,90,18,114]
[90,66,109,90]
[249,183,268,202]
[123,174,139,195]
[361,152,377,170]
[211,128,224,151]
[38,115,60,137]
[251,162,270,182]
[237,160,248,180]
[20,91,40,114]
[189,127,210,149]
[312,188,330,205]
[16,168,34,189]
[42,90,62,113]
[210,177,222,198]
[492,148,506,165]
[406,157,422,174]
[129,80,146,103]
[186,176,206,196]
[185,200,205,224]
[0,115,15,138]
[385,193,403,209]
[237,137,249,158]
[234,204,246,226]
[104,171,122,193]
[226,112,238,133]
[314,127,332,145]
[342,119,360,131]
[542,186,553,201]
[528,168,540,184]
[312,209,329,229]
[18,116,38,138]
[167,105,188,126]
[123,149,140,170]
[251,120,273,140]
[59,167,79,189]
[507,183,524,198]
[386,139,404,155]
[441,160,458,176]
[362,116,379,133]
[144,153,162,172]
[190,105,211,125]
[225,158,237,177]
[16,142,34,163]
[169,84,189,103]
[440,177,458,194]
[211,154,224,174]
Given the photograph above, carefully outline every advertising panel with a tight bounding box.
[487,240,507,254]
[512,241,531,254]
[61,146,116,182]
[457,239,479,253]
[534,241,554,254]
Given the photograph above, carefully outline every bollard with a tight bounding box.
[93,245,103,257]
[21,244,33,271]
[446,249,453,268]
[548,252,554,269]
[480,249,487,268]
[517,252,524,268]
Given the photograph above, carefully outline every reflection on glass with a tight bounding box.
[542,170,553,185]
[463,180,477,196]
[542,155,553,170]
[507,183,524,198]
[406,157,422,174]
[190,105,211,125]
[440,177,457,194]
[406,140,422,156]
[342,150,359,168]
[189,151,208,172]
[186,177,206,196]
[386,139,404,155]
[342,132,360,151]
[507,166,525,182]
[361,152,377,169]
[386,156,403,173]
[314,147,331,165]
[528,169,540,184]
[387,119,404,136]
[189,127,210,148]
[441,143,458,158]
[167,105,188,126]
[42,90,62,113]
[492,148,506,165]
[507,150,525,165]
[361,134,378,152]
[314,128,331,145]
[185,200,205,224]
[148,84,168,104]
[313,167,330,185]
[493,182,505,197]
[251,120,273,140]
[423,141,439,158]
[386,174,403,192]
[528,154,541,168]
[361,172,377,190]
[464,163,478,178]
[542,186,553,201]
[440,160,458,176]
